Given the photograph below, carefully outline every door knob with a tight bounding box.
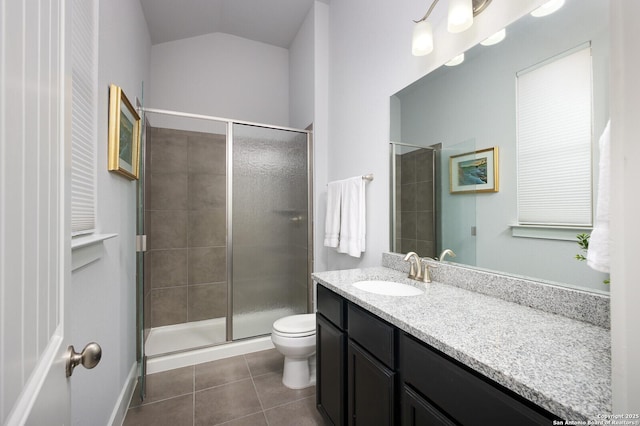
[66,342,102,377]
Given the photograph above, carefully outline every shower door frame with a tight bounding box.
[140,107,314,344]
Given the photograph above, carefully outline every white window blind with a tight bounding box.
[516,45,593,227]
[71,0,98,235]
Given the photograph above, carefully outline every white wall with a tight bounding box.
[287,1,330,274]
[323,0,547,271]
[149,32,289,127]
[313,2,330,274]
[69,0,151,424]
[610,1,640,415]
[289,6,315,130]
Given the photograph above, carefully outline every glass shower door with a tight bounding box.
[230,124,310,340]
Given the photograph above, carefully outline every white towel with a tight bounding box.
[323,180,342,248]
[587,120,610,273]
[337,177,366,257]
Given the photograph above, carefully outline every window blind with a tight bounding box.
[71,0,98,235]
[516,45,593,227]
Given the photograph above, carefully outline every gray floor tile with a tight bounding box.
[195,379,263,425]
[244,349,284,377]
[264,396,325,426]
[125,351,324,426]
[195,356,251,391]
[124,394,193,426]
[252,372,315,410]
[217,412,269,425]
[142,366,194,404]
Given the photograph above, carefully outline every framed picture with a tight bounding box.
[449,147,499,194]
[108,84,141,180]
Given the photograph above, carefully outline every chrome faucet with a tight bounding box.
[438,249,456,262]
[420,257,437,283]
[403,252,422,280]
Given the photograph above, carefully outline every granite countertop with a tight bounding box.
[312,266,611,421]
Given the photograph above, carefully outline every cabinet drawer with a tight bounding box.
[347,303,395,369]
[401,334,557,425]
[317,284,345,330]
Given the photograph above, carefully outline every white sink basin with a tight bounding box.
[352,280,423,296]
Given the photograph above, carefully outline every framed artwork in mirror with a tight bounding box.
[108,84,141,180]
[450,147,499,194]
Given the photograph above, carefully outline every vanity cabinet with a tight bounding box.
[402,385,455,426]
[347,303,397,425]
[316,284,560,426]
[316,285,346,425]
[401,333,557,425]
[316,285,397,426]
[317,314,346,425]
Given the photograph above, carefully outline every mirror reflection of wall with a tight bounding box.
[390,0,609,292]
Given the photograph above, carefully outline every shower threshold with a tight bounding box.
[145,317,227,357]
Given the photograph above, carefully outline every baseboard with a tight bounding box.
[107,362,138,426]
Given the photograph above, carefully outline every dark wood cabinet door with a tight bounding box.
[401,386,455,426]
[347,340,395,426]
[317,313,346,426]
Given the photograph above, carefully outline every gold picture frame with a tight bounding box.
[449,147,499,194]
[108,84,141,180]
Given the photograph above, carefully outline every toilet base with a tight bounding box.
[282,354,316,389]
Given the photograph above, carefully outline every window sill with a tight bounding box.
[71,233,118,271]
[510,225,592,241]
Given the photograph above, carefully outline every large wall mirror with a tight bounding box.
[390,0,609,293]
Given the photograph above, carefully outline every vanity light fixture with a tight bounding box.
[530,0,565,17]
[445,53,465,66]
[412,20,435,56]
[480,28,506,46]
[412,0,492,56]
[448,0,473,33]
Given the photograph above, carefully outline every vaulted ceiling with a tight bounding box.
[139,0,323,48]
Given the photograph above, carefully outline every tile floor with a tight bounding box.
[124,349,326,426]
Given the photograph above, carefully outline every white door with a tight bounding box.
[1,1,72,424]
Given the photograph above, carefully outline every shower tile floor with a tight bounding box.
[124,349,326,426]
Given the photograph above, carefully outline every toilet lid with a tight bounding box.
[273,314,316,336]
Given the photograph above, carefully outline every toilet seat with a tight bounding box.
[272,314,315,338]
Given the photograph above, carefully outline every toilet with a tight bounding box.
[271,313,316,389]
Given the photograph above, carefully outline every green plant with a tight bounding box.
[575,233,610,284]
[575,233,589,261]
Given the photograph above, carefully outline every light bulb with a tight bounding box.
[480,28,506,46]
[445,53,465,66]
[531,0,565,17]
[412,21,434,56]
[448,0,473,33]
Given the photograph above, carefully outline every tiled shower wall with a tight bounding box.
[395,148,436,257]
[144,127,227,329]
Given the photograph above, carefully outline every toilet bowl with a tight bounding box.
[271,313,316,389]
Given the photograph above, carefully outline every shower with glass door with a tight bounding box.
[136,109,313,364]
